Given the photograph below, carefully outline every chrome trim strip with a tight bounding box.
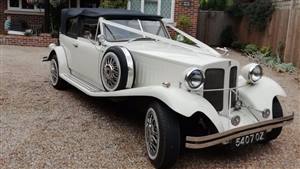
[186,114,294,149]
[120,47,135,89]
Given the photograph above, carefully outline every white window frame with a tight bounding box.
[7,0,45,12]
[127,0,175,23]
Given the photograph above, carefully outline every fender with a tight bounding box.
[142,87,226,132]
[238,76,286,120]
[46,43,70,75]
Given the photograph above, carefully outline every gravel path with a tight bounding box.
[0,45,299,169]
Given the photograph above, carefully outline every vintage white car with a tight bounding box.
[43,8,294,169]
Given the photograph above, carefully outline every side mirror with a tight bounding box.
[97,34,106,45]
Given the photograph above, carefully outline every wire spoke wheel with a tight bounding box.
[101,52,121,91]
[145,108,160,160]
[50,59,59,85]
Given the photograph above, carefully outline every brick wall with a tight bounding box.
[174,0,200,37]
[8,14,44,29]
[0,33,57,47]
[0,0,45,34]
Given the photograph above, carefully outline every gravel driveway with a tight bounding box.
[0,45,299,169]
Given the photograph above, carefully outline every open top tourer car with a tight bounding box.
[43,8,294,169]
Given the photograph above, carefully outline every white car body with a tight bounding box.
[44,8,293,168]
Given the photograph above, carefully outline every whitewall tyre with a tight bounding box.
[145,102,181,169]
[50,55,68,90]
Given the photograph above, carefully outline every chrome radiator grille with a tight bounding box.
[203,69,225,111]
[203,67,238,111]
[230,66,238,108]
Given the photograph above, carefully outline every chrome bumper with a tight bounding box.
[186,113,294,149]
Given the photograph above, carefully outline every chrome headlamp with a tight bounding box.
[184,68,205,90]
[242,63,263,84]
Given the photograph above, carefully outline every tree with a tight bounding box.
[100,0,128,9]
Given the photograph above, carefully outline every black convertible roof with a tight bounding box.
[61,8,162,34]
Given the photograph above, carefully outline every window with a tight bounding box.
[79,17,98,40]
[7,0,44,11]
[9,0,19,8]
[128,0,175,23]
[141,20,168,37]
[67,17,79,38]
[104,20,142,42]
[22,0,34,9]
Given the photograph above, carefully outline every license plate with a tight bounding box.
[234,131,265,147]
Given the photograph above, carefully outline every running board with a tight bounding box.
[60,73,102,94]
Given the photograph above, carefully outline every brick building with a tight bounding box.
[0,0,199,36]
[0,0,100,34]
[127,0,199,36]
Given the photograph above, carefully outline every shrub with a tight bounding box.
[215,0,226,10]
[242,44,258,55]
[177,15,192,31]
[242,44,296,73]
[244,0,274,31]
[200,0,208,10]
[220,26,236,47]
[100,0,127,9]
[231,41,246,50]
[226,0,246,18]
[200,0,226,10]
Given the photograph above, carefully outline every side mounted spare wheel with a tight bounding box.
[100,46,135,92]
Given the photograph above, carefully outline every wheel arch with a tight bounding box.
[238,76,287,119]
[126,87,225,133]
[47,45,69,75]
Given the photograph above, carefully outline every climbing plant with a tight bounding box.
[243,0,274,31]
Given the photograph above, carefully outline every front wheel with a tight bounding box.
[145,102,181,169]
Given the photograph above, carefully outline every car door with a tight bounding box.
[60,17,79,70]
[71,17,104,88]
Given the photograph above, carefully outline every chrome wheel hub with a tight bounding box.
[50,59,58,85]
[101,53,121,91]
[145,108,160,160]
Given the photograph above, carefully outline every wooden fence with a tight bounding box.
[197,11,236,46]
[197,0,300,67]
[237,0,300,67]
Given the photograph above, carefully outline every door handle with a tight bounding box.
[73,43,78,48]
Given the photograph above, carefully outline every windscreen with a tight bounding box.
[104,19,169,41]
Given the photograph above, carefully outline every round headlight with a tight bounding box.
[242,63,263,84]
[249,64,263,83]
[185,68,205,90]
